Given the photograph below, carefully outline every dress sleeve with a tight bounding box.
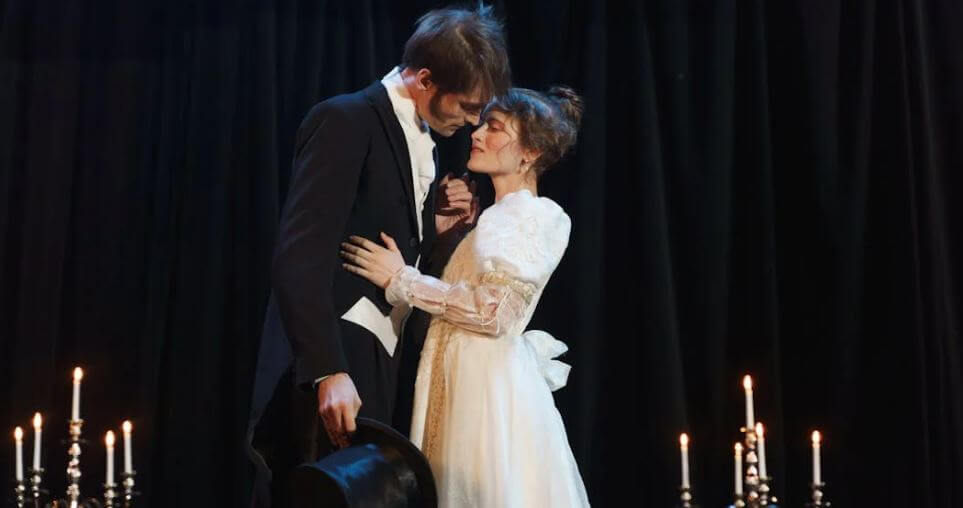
[385,266,535,336]
[386,191,571,337]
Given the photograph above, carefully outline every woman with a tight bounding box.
[341,86,590,507]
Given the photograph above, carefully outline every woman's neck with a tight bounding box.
[491,173,538,202]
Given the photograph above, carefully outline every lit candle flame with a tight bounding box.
[755,422,764,438]
[742,375,753,391]
[734,442,743,453]
[105,430,116,447]
[812,430,821,445]
[73,367,84,382]
[14,427,23,440]
[679,433,689,448]
[122,421,132,434]
[33,413,42,430]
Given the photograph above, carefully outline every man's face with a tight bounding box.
[417,82,487,137]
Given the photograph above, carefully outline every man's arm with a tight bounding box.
[272,101,369,389]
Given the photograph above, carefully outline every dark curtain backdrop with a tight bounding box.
[2,0,961,506]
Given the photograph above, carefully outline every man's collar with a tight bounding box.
[381,67,430,134]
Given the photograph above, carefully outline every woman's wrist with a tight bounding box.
[385,265,418,306]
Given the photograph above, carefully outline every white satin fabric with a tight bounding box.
[386,189,590,507]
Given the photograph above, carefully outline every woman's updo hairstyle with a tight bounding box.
[483,85,583,178]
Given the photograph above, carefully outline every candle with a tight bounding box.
[812,430,822,485]
[679,433,690,488]
[72,367,84,421]
[742,375,755,431]
[105,431,116,486]
[14,427,24,482]
[755,422,767,478]
[32,413,42,471]
[122,421,133,474]
[734,442,744,496]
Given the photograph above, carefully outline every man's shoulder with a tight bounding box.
[304,83,383,122]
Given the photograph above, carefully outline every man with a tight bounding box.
[246,5,510,506]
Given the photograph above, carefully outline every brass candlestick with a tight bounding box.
[678,484,697,508]
[120,471,138,507]
[805,482,830,507]
[66,419,83,504]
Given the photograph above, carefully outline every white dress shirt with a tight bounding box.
[381,66,436,241]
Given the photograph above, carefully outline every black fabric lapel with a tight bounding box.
[363,82,419,234]
[422,146,439,242]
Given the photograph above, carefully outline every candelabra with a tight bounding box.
[41,419,137,508]
[10,368,139,507]
[737,426,780,508]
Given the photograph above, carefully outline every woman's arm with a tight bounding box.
[339,235,532,336]
[386,266,532,336]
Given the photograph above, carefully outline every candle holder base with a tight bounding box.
[46,499,103,508]
[804,482,830,507]
[13,479,28,508]
[120,471,139,507]
[28,468,49,506]
[677,484,699,508]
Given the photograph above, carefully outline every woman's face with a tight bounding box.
[467,110,530,175]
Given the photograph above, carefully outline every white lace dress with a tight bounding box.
[386,189,590,508]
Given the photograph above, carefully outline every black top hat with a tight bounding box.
[290,417,437,508]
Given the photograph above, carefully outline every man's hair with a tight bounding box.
[401,4,511,100]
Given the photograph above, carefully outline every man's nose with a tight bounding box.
[466,113,481,126]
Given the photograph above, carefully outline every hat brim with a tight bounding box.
[291,417,437,508]
[352,417,437,507]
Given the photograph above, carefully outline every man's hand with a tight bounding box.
[435,173,479,236]
[316,372,362,449]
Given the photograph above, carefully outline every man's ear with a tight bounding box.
[415,68,434,91]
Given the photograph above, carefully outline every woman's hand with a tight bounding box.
[340,232,406,289]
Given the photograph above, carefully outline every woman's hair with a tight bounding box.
[483,86,584,178]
